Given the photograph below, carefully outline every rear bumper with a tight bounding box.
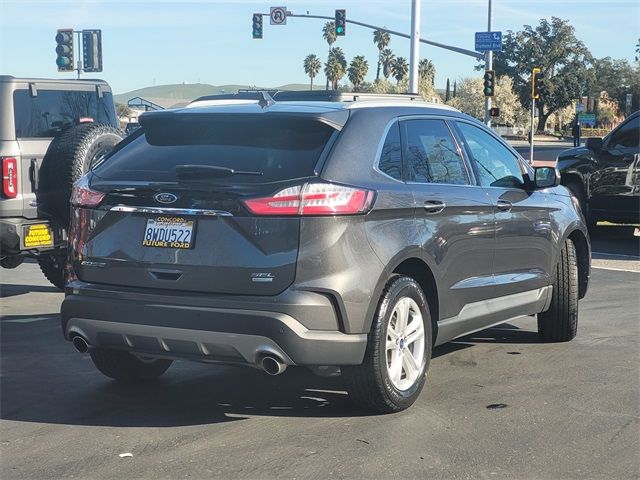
[61,283,367,367]
[0,217,65,255]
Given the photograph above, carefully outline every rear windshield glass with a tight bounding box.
[92,115,337,184]
[13,89,117,138]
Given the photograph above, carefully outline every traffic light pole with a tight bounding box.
[75,31,82,79]
[529,97,535,164]
[283,13,484,60]
[408,0,421,94]
[483,0,493,126]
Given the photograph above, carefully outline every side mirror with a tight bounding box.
[585,137,603,152]
[534,167,560,188]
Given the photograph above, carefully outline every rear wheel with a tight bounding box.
[538,239,579,342]
[90,348,172,381]
[37,251,66,290]
[342,275,432,413]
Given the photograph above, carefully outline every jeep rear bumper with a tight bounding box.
[0,217,65,255]
[61,283,368,367]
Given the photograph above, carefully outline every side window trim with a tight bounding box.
[373,118,405,183]
[397,116,473,186]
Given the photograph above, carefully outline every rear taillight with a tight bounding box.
[70,176,106,208]
[243,183,375,216]
[2,157,18,198]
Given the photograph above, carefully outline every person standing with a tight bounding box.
[572,119,581,147]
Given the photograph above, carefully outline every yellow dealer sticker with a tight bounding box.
[23,224,54,248]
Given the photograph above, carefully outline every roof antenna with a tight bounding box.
[258,91,276,109]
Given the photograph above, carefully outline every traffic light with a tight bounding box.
[335,9,346,36]
[483,70,495,97]
[252,14,263,39]
[531,67,542,99]
[55,29,74,72]
[489,107,500,117]
[82,30,102,73]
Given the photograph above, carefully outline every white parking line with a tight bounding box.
[592,266,640,273]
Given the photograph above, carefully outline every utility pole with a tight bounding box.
[483,0,493,126]
[408,0,421,94]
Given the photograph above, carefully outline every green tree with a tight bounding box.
[391,57,408,86]
[418,58,435,85]
[373,29,391,82]
[445,78,451,102]
[115,103,132,118]
[303,54,322,90]
[488,17,593,132]
[589,57,638,113]
[380,48,395,80]
[324,47,347,90]
[348,55,369,92]
[322,21,337,90]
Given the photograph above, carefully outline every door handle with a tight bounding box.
[496,200,512,212]
[423,200,445,214]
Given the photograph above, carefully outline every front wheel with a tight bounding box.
[90,348,172,382]
[538,239,579,342]
[342,275,432,413]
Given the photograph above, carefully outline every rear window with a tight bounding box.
[92,115,337,184]
[13,89,117,138]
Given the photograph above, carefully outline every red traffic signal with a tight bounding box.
[489,107,500,117]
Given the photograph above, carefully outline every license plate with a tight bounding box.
[142,216,195,249]
[23,223,54,248]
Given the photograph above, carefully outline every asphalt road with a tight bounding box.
[1,245,639,479]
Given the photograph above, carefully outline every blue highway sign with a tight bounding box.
[475,31,502,52]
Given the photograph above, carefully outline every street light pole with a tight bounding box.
[408,0,421,94]
[483,0,493,126]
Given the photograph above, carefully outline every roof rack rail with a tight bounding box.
[191,90,425,105]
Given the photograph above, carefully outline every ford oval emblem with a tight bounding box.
[154,192,178,204]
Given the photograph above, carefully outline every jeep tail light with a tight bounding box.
[243,183,375,216]
[2,157,18,198]
[70,176,106,208]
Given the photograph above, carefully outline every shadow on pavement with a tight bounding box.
[1,314,544,428]
[0,284,62,298]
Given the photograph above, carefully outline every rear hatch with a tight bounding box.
[75,108,345,295]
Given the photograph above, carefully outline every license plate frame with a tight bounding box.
[142,216,196,249]
[22,223,54,249]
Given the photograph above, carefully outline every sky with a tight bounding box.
[1,0,638,95]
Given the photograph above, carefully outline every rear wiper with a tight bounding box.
[175,164,263,178]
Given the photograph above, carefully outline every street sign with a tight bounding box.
[270,6,287,25]
[578,113,596,126]
[576,102,583,113]
[475,31,502,52]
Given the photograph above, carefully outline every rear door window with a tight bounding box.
[402,119,469,185]
[13,89,117,138]
[92,115,337,184]
[377,122,402,180]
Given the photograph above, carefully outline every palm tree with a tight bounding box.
[303,54,321,90]
[348,56,369,92]
[324,47,347,90]
[391,57,408,85]
[372,29,391,81]
[418,58,435,85]
[322,21,337,90]
[380,49,395,80]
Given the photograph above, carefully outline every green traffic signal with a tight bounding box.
[335,9,346,36]
[483,70,495,97]
[55,29,74,72]
[252,13,263,39]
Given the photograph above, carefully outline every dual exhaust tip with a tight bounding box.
[71,335,287,376]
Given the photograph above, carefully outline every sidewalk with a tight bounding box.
[509,135,575,148]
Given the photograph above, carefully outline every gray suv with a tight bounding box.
[0,76,121,288]
[61,92,591,413]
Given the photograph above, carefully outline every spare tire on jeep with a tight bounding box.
[39,123,123,227]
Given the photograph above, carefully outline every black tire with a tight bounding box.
[39,123,123,226]
[342,275,433,413]
[37,252,67,290]
[90,348,172,382]
[538,239,579,342]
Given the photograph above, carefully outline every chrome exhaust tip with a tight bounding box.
[260,355,287,376]
[71,335,90,354]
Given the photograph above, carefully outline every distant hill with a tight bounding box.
[114,83,317,104]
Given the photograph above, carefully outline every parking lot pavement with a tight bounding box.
[1,259,639,479]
